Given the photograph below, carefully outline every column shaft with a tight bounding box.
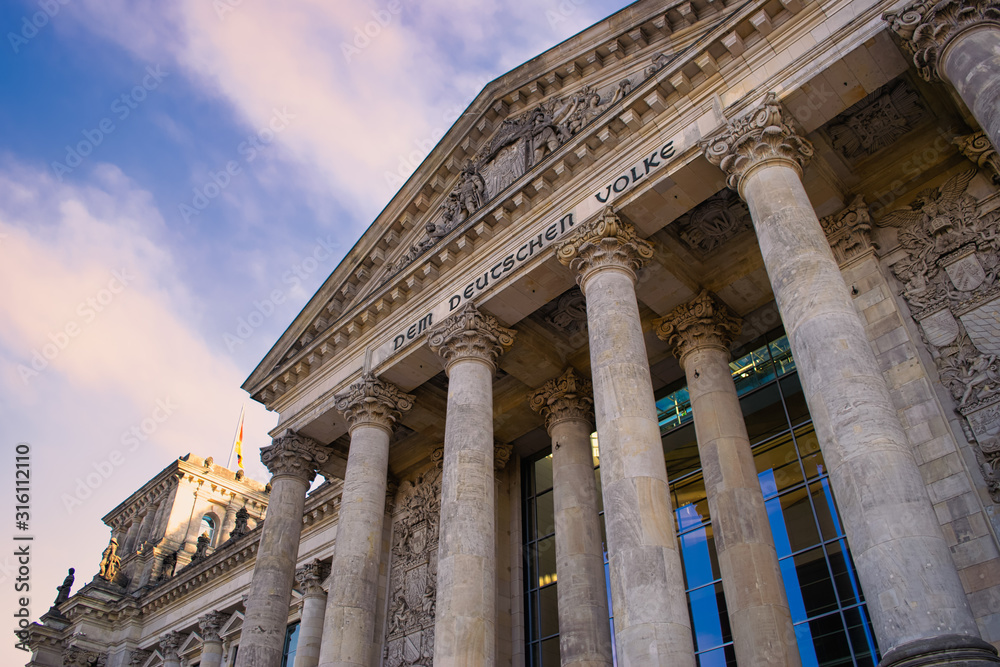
[200,639,224,667]
[318,425,391,667]
[550,417,613,667]
[435,357,497,666]
[684,345,799,666]
[236,431,326,667]
[583,267,694,665]
[237,474,310,667]
[744,162,992,664]
[219,500,239,544]
[296,592,328,667]
[942,27,1000,152]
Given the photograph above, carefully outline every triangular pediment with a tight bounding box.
[140,650,163,667]
[220,610,244,638]
[244,0,778,405]
[179,631,202,657]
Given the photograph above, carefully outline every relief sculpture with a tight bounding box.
[878,167,1000,501]
[383,449,443,667]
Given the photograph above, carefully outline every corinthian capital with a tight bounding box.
[427,302,516,371]
[198,611,227,642]
[260,431,329,483]
[335,373,414,433]
[556,206,654,286]
[885,0,1000,81]
[528,368,594,432]
[701,92,814,197]
[654,291,742,362]
[158,631,184,659]
[295,559,330,597]
[820,195,875,265]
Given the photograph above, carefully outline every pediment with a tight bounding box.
[179,631,202,657]
[245,0,799,405]
[220,610,244,638]
[140,650,163,667]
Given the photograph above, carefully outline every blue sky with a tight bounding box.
[0,0,636,660]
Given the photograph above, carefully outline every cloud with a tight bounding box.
[64,0,629,218]
[0,159,276,660]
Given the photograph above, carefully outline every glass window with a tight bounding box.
[280,622,299,667]
[522,332,880,667]
[200,515,216,545]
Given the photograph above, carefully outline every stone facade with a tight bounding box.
[27,0,1000,665]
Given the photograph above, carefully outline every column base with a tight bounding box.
[879,635,1000,667]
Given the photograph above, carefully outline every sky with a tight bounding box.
[0,0,636,661]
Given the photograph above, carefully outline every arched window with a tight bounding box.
[200,515,216,545]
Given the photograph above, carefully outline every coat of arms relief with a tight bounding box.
[383,451,443,667]
[880,166,1000,501]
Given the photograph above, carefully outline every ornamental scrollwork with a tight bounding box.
[427,302,516,369]
[653,291,742,361]
[260,431,329,482]
[528,368,595,432]
[556,206,654,283]
[335,373,415,432]
[701,92,814,194]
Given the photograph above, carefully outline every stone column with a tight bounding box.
[199,611,227,667]
[655,292,800,667]
[122,517,142,554]
[702,93,1000,666]
[427,302,516,667]
[235,432,329,667]
[528,368,613,667]
[319,373,414,667]
[295,560,330,667]
[159,632,183,667]
[135,505,157,547]
[887,1,1000,151]
[219,496,239,544]
[556,209,695,666]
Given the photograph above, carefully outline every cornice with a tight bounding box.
[242,0,788,403]
[247,0,866,413]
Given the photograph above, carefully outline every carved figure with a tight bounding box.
[387,588,409,635]
[959,354,1000,407]
[53,568,75,606]
[98,538,121,581]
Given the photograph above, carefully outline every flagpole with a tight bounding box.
[227,404,246,470]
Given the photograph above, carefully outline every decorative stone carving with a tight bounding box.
[384,456,444,667]
[199,611,228,642]
[674,189,753,256]
[190,533,211,562]
[295,559,330,596]
[881,165,1000,501]
[128,649,152,667]
[260,431,329,482]
[230,506,251,540]
[383,82,627,286]
[335,372,415,432]
[701,92,814,194]
[427,302,516,370]
[820,195,877,265]
[885,0,1000,81]
[53,567,75,606]
[556,206,654,283]
[528,368,595,432]
[653,291,742,361]
[98,537,121,582]
[159,631,184,660]
[827,81,928,159]
[955,131,1000,184]
[63,646,106,667]
[494,441,513,473]
[157,550,178,582]
[544,287,587,335]
[644,51,677,78]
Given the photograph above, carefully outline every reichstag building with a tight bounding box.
[27,0,1000,665]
